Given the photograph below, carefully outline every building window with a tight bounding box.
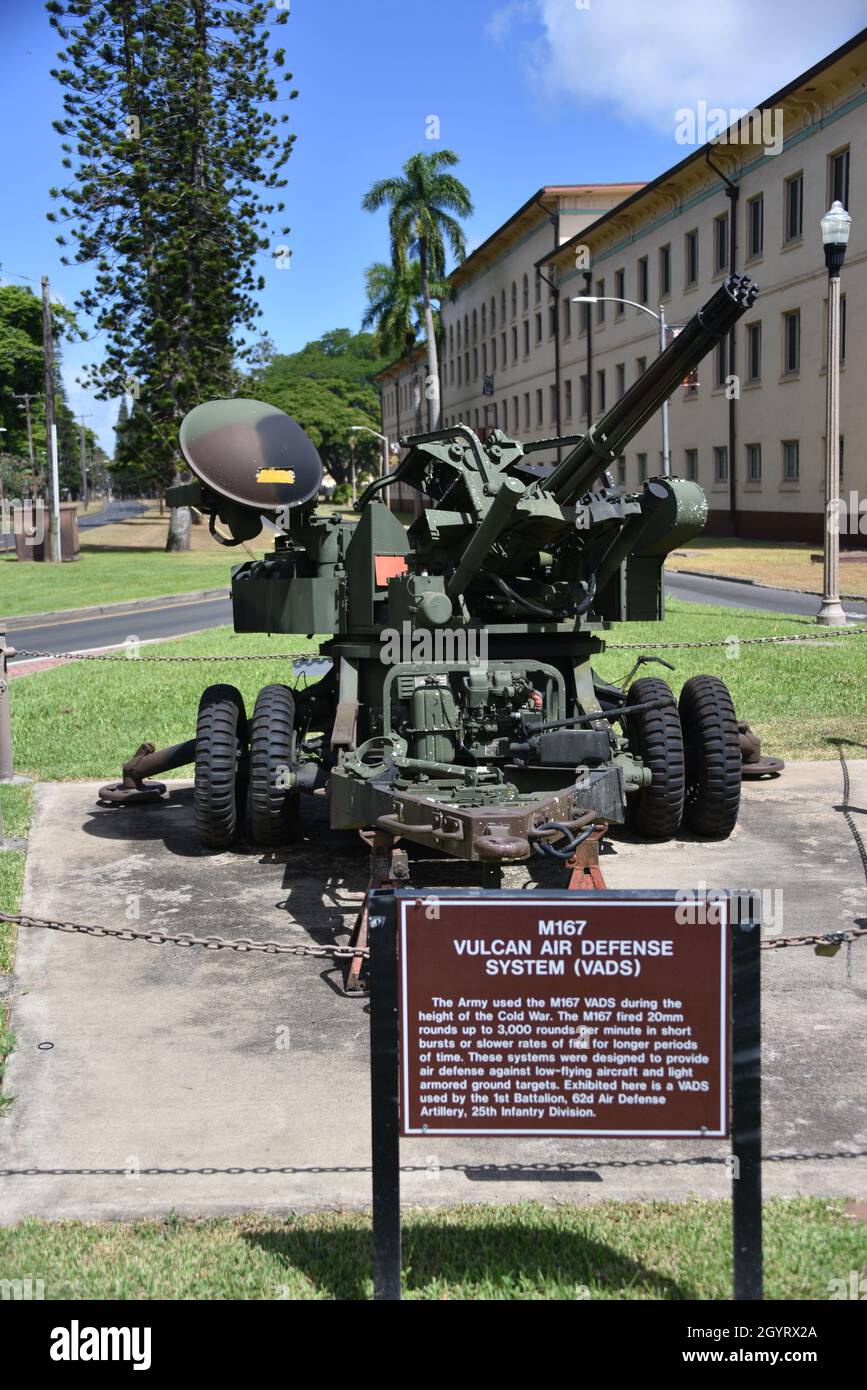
[511,326,518,362]
[595,279,605,323]
[782,440,799,482]
[564,378,573,419]
[580,374,589,418]
[534,268,541,304]
[829,147,850,209]
[637,256,649,305]
[500,331,506,364]
[782,309,800,374]
[713,213,729,274]
[523,392,530,429]
[491,338,497,371]
[746,443,762,483]
[637,452,647,482]
[685,229,699,286]
[750,194,761,259]
[535,313,542,344]
[481,305,486,338]
[746,322,761,381]
[523,321,530,356]
[636,355,647,377]
[562,298,571,338]
[500,289,506,323]
[549,384,557,422]
[548,303,557,337]
[481,343,487,374]
[614,268,625,315]
[464,351,469,380]
[448,324,454,354]
[522,275,529,312]
[596,369,606,412]
[535,389,543,426]
[685,448,698,481]
[714,338,727,388]
[616,363,625,400]
[659,243,671,298]
[511,282,517,318]
[456,321,461,351]
[713,445,729,483]
[457,358,462,386]
[473,347,478,378]
[579,300,590,335]
[616,456,626,485]
[490,298,495,332]
[784,173,803,243]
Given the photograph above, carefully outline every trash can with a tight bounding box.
[13,501,79,561]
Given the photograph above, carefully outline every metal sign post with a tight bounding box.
[369,887,762,1303]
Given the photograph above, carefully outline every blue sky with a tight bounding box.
[1,0,864,453]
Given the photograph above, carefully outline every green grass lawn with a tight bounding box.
[6,600,866,780]
[0,547,233,618]
[0,1198,863,1299]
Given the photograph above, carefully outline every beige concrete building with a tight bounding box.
[376,28,866,541]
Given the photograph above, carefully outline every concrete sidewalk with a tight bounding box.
[1,762,865,1222]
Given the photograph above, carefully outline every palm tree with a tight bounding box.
[362,255,450,433]
[362,149,472,430]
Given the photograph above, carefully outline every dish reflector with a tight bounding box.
[179,398,323,512]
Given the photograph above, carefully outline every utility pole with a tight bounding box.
[78,413,92,509]
[12,392,40,493]
[41,275,60,562]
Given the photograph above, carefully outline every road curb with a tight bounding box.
[2,588,229,628]
[669,567,865,603]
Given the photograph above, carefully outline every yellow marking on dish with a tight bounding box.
[256,467,296,484]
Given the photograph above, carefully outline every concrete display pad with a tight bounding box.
[1,762,865,1221]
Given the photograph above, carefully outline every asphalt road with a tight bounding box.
[0,498,146,553]
[6,568,866,664]
[666,569,867,620]
[8,593,233,663]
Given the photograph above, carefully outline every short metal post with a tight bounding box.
[0,624,14,782]
[731,914,763,1299]
[368,895,401,1299]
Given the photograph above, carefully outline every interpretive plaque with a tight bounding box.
[398,894,729,1138]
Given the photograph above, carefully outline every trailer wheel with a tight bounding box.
[679,675,741,838]
[194,684,248,850]
[624,677,685,839]
[249,683,301,845]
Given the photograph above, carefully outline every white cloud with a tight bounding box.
[487,0,866,134]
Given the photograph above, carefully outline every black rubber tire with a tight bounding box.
[249,683,301,846]
[194,684,248,850]
[624,677,685,839]
[679,675,741,838]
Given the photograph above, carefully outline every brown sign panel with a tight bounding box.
[399,895,730,1138]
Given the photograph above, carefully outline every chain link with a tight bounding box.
[0,911,367,958]
[2,908,864,955]
[12,649,323,664]
[12,626,867,663]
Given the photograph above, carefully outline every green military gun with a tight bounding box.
[104,274,758,866]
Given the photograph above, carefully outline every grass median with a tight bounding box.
[6,599,867,780]
[0,1198,864,1299]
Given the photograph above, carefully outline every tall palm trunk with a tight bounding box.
[418,241,441,430]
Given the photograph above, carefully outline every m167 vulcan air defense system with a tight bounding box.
[101,275,760,879]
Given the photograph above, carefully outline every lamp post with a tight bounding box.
[817,199,852,627]
[572,296,670,476]
[349,424,397,508]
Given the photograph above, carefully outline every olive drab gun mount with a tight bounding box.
[101,274,759,865]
